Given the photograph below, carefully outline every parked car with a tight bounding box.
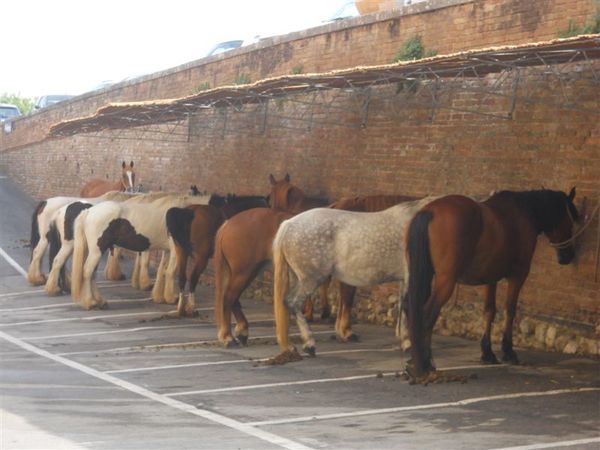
[205,36,261,57]
[0,103,22,122]
[34,95,74,110]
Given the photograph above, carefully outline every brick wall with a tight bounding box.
[1,0,598,356]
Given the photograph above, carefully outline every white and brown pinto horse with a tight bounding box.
[71,193,213,309]
[28,191,132,286]
[271,196,437,358]
[44,192,172,296]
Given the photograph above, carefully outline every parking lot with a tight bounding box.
[1,175,599,450]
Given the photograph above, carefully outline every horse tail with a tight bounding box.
[406,210,434,377]
[30,200,46,260]
[272,220,292,352]
[71,209,90,302]
[213,223,230,331]
[166,207,194,256]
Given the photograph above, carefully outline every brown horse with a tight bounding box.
[405,188,579,380]
[80,161,136,197]
[213,175,328,347]
[303,194,418,341]
[166,194,268,316]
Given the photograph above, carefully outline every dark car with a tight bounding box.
[0,103,22,122]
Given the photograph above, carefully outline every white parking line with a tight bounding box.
[0,298,150,312]
[23,324,200,341]
[246,387,600,426]
[56,330,335,356]
[0,330,312,450]
[488,437,600,449]
[165,364,501,397]
[0,309,212,328]
[104,348,399,374]
[0,283,137,300]
[0,246,28,277]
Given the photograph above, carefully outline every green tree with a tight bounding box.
[0,93,35,115]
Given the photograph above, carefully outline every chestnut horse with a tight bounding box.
[80,161,136,197]
[405,188,579,380]
[213,175,328,347]
[166,195,269,316]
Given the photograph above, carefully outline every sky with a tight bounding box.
[3,0,357,99]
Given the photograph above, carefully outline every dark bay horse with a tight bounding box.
[405,188,579,380]
[213,175,328,347]
[80,161,136,197]
[166,194,269,316]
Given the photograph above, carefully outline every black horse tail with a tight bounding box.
[406,210,434,377]
[47,223,67,290]
[166,207,195,256]
[30,200,46,260]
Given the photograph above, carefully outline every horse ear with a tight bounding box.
[284,173,290,182]
[122,161,126,168]
[568,186,576,201]
[130,161,134,168]
[269,174,276,186]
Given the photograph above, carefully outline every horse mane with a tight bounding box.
[493,190,579,233]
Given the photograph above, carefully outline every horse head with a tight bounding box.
[120,161,136,193]
[267,174,306,212]
[543,187,579,265]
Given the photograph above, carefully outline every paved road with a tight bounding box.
[0,174,599,450]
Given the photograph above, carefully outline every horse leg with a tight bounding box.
[231,299,249,346]
[151,251,167,303]
[319,279,332,320]
[138,251,153,290]
[131,252,141,289]
[104,247,125,281]
[302,297,314,322]
[175,248,189,317]
[219,273,250,347]
[419,275,457,372]
[81,247,103,310]
[480,283,499,364]
[27,237,48,285]
[335,283,358,342]
[163,249,180,304]
[501,277,526,364]
[183,252,209,316]
[45,243,72,296]
[292,296,317,356]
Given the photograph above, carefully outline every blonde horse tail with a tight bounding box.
[213,224,229,332]
[272,221,292,352]
[71,210,89,302]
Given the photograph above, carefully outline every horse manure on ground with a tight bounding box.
[408,370,470,386]
[261,348,303,366]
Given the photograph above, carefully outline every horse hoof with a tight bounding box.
[346,333,359,342]
[502,352,519,365]
[480,352,500,365]
[224,340,239,349]
[236,335,249,346]
[303,346,316,357]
